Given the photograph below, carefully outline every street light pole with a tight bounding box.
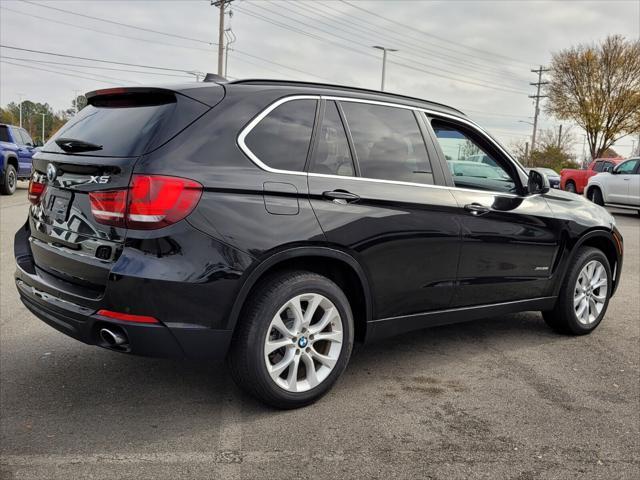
[372,46,397,92]
[40,113,46,145]
[18,94,23,128]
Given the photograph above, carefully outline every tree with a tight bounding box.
[509,127,578,172]
[546,35,640,160]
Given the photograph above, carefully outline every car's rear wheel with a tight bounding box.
[228,271,354,409]
[589,187,604,206]
[543,247,611,335]
[1,164,17,195]
[564,181,576,193]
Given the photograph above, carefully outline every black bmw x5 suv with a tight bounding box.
[15,79,623,408]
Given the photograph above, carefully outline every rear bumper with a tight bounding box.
[15,273,232,359]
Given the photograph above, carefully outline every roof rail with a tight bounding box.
[228,78,465,115]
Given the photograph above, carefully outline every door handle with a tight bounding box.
[322,190,360,204]
[464,203,491,216]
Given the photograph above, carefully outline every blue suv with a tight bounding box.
[1,123,37,195]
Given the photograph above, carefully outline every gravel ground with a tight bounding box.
[1,184,638,480]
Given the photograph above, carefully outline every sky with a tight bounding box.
[1,0,639,159]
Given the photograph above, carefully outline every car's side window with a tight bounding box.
[340,102,433,184]
[0,126,10,143]
[616,159,638,174]
[244,99,317,172]
[430,119,517,193]
[593,161,604,172]
[310,101,355,177]
[602,162,614,173]
[9,127,24,145]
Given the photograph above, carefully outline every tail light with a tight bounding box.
[89,174,202,230]
[28,176,46,204]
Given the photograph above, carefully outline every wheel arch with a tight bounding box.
[3,151,18,171]
[226,247,373,342]
[560,228,622,297]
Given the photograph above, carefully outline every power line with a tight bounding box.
[0,56,193,78]
[0,60,122,86]
[3,58,142,85]
[20,0,217,46]
[0,45,196,73]
[338,0,533,67]
[281,0,528,84]
[1,5,217,54]
[234,4,526,94]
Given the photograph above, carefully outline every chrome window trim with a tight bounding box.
[236,94,527,198]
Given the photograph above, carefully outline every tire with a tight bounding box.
[0,164,17,195]
[228,270,354,409]
[590,187,604,206]
[564,181,576,194]
[543,247,612,335]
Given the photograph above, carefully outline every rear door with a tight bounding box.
[308,99,460,320]
[28,88,210,296]
[427,116,560,307]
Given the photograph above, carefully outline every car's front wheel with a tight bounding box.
[543,247,611,335]
[564,181,577,193]
[228,271,354,409]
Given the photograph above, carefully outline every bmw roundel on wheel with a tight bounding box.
[14,80,624,409]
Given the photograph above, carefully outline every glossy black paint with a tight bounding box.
[15,80,623,359]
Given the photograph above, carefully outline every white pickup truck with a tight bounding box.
[585,157,640,214]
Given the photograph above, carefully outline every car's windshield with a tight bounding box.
[539,168,559,176]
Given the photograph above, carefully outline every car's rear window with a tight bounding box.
[42,91,209,158]
[0,126,11,143]
[44,102,176,157]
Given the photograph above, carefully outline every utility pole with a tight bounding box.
[372,45,397,91]
[529,66,550,154]
[40,112,46,145]
[73,90,80,114]
[524,142,529,166]
[557,124,563,149]
[212,0,234,76]
[18,93,23,128]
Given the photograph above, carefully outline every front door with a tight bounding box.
[609,159,639,205]
[428,117,560,307]
[308,100,461,319]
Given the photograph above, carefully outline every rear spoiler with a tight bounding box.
[85,87,177,107]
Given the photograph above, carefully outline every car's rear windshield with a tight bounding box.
[42,90,211,158]
[43,102,176,158]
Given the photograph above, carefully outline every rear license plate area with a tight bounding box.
[44,188,73,222]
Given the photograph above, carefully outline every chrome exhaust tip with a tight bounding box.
[99,327,128,347]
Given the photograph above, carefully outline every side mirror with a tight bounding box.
[33,141,43,148]
[527,168,550,195]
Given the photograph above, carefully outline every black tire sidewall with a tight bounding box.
[2,165,17,195]
[245,273,354,407]
[560,248,612,334]
[593,188,604,206]
[566,182,576,193]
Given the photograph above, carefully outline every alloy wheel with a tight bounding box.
[573,260,608,325]
[264,293,343,393]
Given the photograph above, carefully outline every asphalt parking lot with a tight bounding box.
[1,184,638,480]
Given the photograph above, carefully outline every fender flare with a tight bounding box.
[552,228,621,297]
[225,246,373,331]
[2,151,18,172]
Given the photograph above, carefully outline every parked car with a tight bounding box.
[1,123,38,195]
[586,157,640,214]
[14,80,624,408]
[560,158,624,194]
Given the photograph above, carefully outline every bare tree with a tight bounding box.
[546,35,640,160]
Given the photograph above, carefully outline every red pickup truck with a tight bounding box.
[560,158,624,194]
